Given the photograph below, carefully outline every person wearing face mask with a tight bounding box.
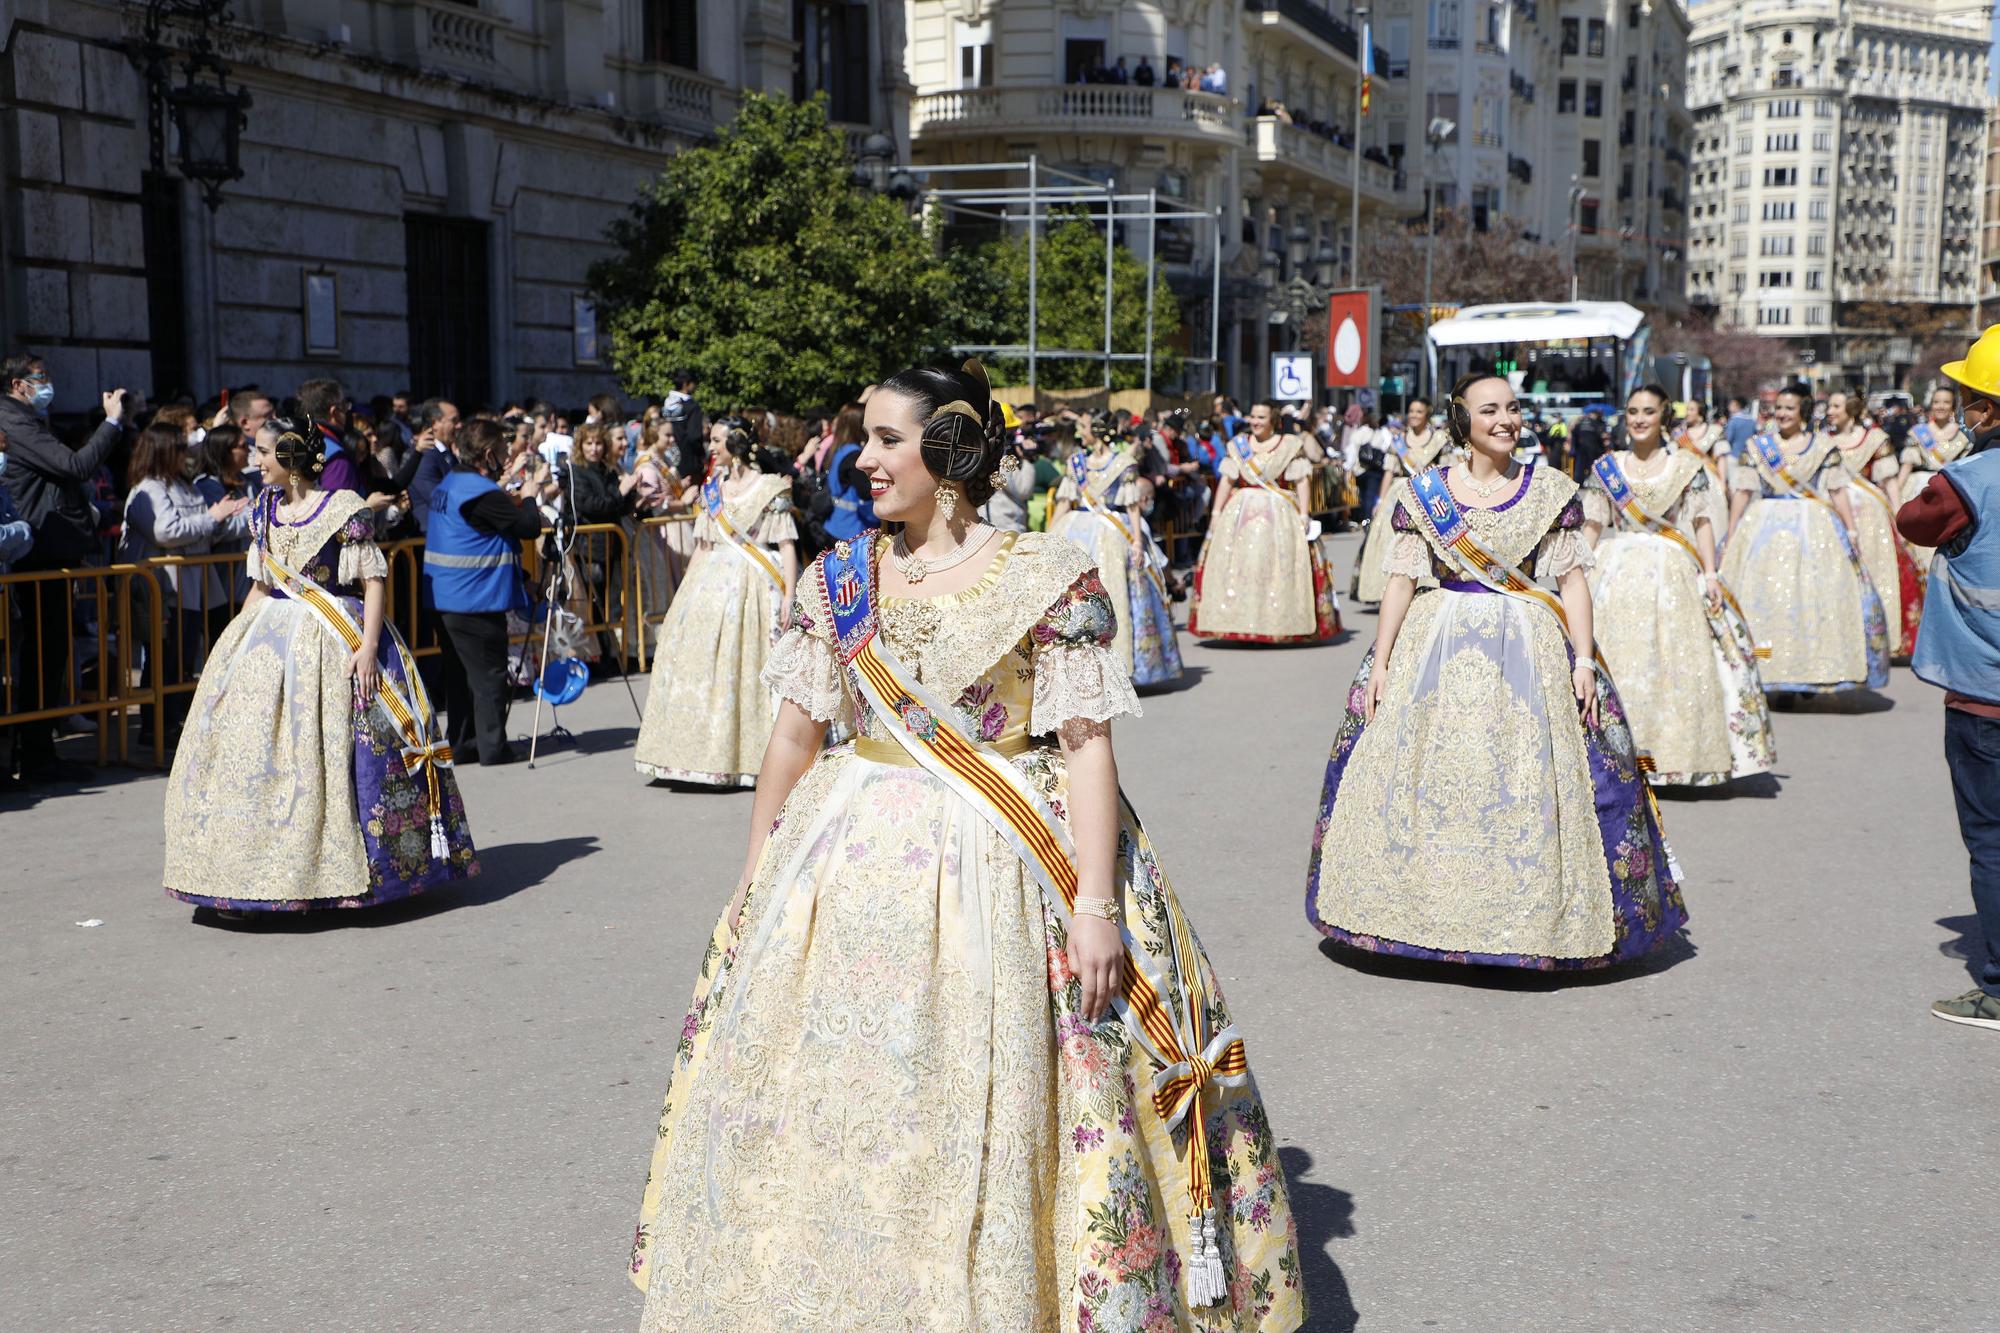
[1721,382,1890,699]
[1896,329,2000,1031]
[628,358,1302,1331]
[0,352,130,782]
[1580,385,1775,790]
[1308,374,1686,971]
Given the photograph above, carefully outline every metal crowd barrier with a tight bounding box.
[0,514,699,770]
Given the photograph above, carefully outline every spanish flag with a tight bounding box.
[1361,22,1374,115]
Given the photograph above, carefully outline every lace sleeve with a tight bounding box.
[336,513,387,583]
[1816,454,1849,492]
[1580,484,1614,527]
[1028,568,1142,733]
[762,627,846,723]
[1055,474,1081,503]
[1728,460,1763,493]
[1382,500,1432,579]
[750,497,798,546]
[1536,501,1595,578]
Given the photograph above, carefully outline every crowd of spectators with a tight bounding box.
[1072,54,1227,94]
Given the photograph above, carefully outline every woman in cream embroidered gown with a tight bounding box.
[1051,425,1185,689]
[1307,376,1686,970]
[1898,385,1973,611]
[1580,386,1775,788]
[164,419,478,912]
[630,363,1303,1333]
[1189,403,1340,642]
[1720,384,1890,696]
[1823,388,1915,658]
[1351,397,1449,606]
[634,420,799,786]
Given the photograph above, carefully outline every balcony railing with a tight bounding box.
[1245,0,1362,59]
[912,85,1239,142]
[1250,116,1397,198]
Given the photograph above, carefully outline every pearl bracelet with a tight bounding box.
[1074,895,1121,922]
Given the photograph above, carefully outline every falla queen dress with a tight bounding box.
[633,471,796,786]
[1053,445,1185,688]
[630,530,1303,1333]
[1830,423,1918,658]
[163,488,478,910]
[1582,449,1777,788]
[1306,463,1688,969]
[1189,434,1340,643]
[1719,432,1890,695]
[1351,422,1450,605]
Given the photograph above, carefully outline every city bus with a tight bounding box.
[1425,301,1651,414]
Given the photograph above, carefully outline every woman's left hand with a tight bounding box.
[349,643,380,706]
[1572,662,1599,728]
[1067,915,1124,1023]
[1703,571,1723,612]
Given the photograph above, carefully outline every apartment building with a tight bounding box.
[1685,0,1990,384]
[4,0,908,412]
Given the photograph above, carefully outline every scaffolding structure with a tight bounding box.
[909,157,1226,397]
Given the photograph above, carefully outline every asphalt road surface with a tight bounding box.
[3,529,1991,1332]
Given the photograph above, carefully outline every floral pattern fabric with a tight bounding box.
[1054,452,1184,688]
[1305,465,1688,968]
[632,532,1302,1332]
[164,489,478,910]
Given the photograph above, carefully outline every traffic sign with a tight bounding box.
[1324,288,1380,391]
[1271,353,1314,401]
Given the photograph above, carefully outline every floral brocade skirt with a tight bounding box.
[1305,588,1687,969]
[1054,510,1184,688]
[630,745,1304,1332]
[1588,532,1776,787]
[1189,492,1340,644]
[1719,497,1889,694]
[634,547,782,787]
[163,595,478,910]
[1349,493,1399,606]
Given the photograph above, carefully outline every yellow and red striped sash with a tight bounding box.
[703,477,786,592]
[1593,453,1769,659]
[1068,455,1172,605]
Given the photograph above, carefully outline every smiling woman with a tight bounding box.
[628,360,1305,1333]
[1306,374,1688,970]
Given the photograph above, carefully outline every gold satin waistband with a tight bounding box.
[854,733,1037,766]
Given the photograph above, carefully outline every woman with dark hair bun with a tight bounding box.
[1580,384,1775,788]
[1720,382,1889,696]
[161,416,478,915]
[632,414,799,786]
[629,360,1303,1332]
[1822,386,1914,656]
[1189,400,1340,642]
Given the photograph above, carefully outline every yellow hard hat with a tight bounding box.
[1941,324,2000,398]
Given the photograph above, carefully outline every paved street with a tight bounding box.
[2,528,1991,1333]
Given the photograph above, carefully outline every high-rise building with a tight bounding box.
[1978,109,2000,326]
[1684,0,1990,386]
[2,1,909,411]
[1371,0,1692,307]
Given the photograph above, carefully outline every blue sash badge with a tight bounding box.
[1407,466,1466,543]
[1593,453,1633,508]
[823,532,878,661]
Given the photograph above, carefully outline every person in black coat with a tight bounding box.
[0,353,131,781]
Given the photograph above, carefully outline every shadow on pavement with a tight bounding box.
[1278,1146,1359,1333]
[1776,689,1895,715]
[1657,772,1783,801]
[1138,664,1212,697]
[1314,929,1697,991]
[188,836,601,932]
[1937,914,1980,980]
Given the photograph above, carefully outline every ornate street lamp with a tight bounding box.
[852,132,917,201]
[135,1,252,211]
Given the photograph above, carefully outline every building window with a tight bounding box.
[1559,79,1577,113]
[1806,270,1823,288]
[1580,200,1599,233]
[1561,17,1579,55]
[1732,202,1748,223]
[1582,138,1601,177]
[1428,0,1461,46]
[1732,272,1747,292]
[1806,304,1826,323]
[1764,167,1797,187]
[958,23,994,88]
[1807,233,1826,254]
[1768,99,1800,118]
[1737,135,1751,155]
[796,1,871,125]
[1584,81,1602,116]
[641,0,699,69]
[1735,169,1749,189]
[1766,133,1798,152]
[1762,200,1797,221]
[1809,199,1828,220]
[1760,235,1795,255]
[1758,306,1791,325]
[1759,270,1793,287]
[1811,165,1827,186]
[1812,131,1831,150]
[1472,185,1495,231]
[1586,18,1605,57]
[1063,39,1105,85]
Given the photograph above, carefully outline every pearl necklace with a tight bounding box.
[1458,463,1517,498]
[892,523,992,584]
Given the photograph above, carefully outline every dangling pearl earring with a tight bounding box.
[934,481,958,521]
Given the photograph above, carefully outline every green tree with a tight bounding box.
[588,94,954,409]
[960,214,1183,391]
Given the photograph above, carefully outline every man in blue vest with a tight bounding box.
[1898,325,2000,1032]
[822,420,875,544]
[423,418,540,766]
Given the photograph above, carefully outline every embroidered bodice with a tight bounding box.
[249,489,385,597]
[1385,426,1449,477]
[765,531,1142,745]
[1385,462,1592,583]
[696,473,797,549]
[1903,423,1971,473]
[1728,433,1849,497]
[1220,433,1314,487]
[1055,448,1141,509]
[1582,449,1712,533]
[1830,427,1898,485]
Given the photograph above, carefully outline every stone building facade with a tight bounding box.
[1684,0,1991,384]
[2,0,908,416]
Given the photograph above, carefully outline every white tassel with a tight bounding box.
[1186,1209,1227,1307]
[430,813,449,861]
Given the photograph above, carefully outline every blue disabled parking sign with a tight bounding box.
[1271,353,1313,401]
